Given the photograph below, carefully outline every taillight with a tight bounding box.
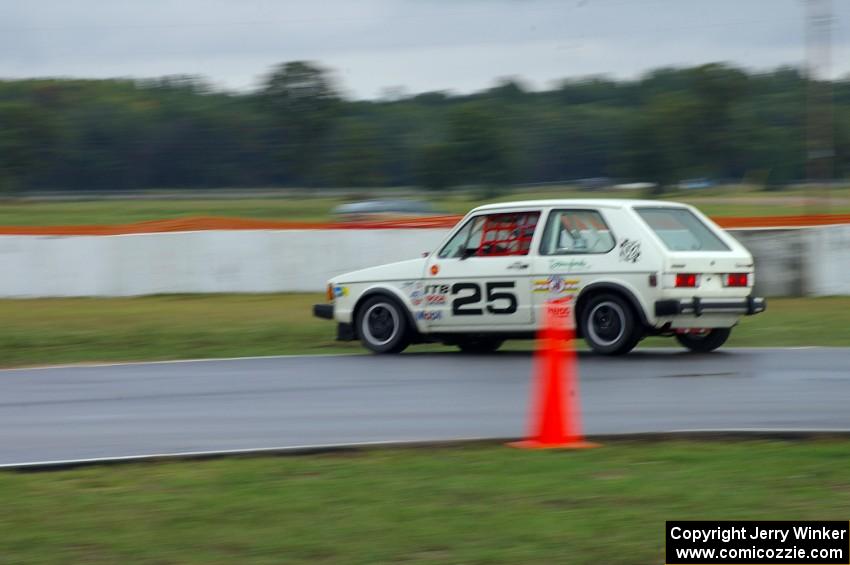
[326,284,334,301]
[675,273,698,288]
[726,273,749,287]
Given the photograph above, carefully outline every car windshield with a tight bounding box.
[635,207,729,251]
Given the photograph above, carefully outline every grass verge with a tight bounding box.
[1,440,849,563]
[0,295,848,368]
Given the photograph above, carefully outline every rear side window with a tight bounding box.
[540,209,615,255]
[438,212,540,258]
[635,207,729,251]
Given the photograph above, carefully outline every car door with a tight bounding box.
[531,207,618,316]
[422,210,540,329]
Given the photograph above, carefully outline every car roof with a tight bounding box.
[469,199,690,213]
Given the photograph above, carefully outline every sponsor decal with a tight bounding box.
[546,295,575,329]
[332,285,348,298]
[415,310,442,321]
[545,296,575,329]
[408,282,425,306]
[619,239,641,263]
[549,258,589,272]
[424,284,450,294]
[533,276,580,294]
[425,294,447,305]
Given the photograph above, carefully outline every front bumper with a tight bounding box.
[655,296,766,317]
[313,304,356,341]
[313,304,334,320]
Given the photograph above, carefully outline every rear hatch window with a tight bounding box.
[635,207,729,251]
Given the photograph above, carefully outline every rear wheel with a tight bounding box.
[675,328,731,353]
[456,337,504,354]
[580,293,642,355]
[355,296,411,354]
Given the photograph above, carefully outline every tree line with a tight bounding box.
[1,61,848,193]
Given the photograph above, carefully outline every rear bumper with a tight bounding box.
[655,296,766,317]
[313,304,334,320]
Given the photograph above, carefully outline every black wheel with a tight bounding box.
[456,337,504,354]
[675,328,731,353]
[355,296,411,354]
[580,293,642,355]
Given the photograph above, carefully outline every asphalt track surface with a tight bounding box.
[2,348,849,467]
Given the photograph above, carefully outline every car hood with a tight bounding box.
[332,258,427,284]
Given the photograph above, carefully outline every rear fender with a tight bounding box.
[575,280,652,331]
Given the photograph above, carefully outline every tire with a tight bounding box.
[456,337,504,354]
[675,328,731,353]
[580,293,642,355]
[355,296,412,354]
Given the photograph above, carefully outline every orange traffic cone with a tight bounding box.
[509,297,599,449]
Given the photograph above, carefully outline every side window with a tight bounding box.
[540,209,615,255]
[438,212,540,258]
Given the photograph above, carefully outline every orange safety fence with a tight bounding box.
[0,213,848,236]
[712,214,850,229]
[0,215,464,236]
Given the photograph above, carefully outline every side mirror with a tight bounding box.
[421,251,430,257]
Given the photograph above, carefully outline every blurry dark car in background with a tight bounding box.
[332,199,440,221]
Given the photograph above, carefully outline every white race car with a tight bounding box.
[313,199,766,355]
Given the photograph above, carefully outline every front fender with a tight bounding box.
[352,283,427,335]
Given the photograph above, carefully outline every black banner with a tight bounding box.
[666,521,849,564]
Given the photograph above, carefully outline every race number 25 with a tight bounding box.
[451,282,517,316]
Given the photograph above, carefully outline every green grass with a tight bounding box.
[0,197,350,226]
[0,295,848,368]
[2,185,850,226]
[1,440,849,563]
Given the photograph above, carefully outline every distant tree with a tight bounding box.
[626,92,701,188]
[0,102,57,194]
[487,78,527,102]
[327,119,388,187]
[418,143,455,190]
[688,63,749,177]
[445,105,514,187]
[410,91,451,106]
[261,61,340,185]
[0,62,838,193]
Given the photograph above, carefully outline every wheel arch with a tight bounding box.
[575,281,651,333]
[352,286,422,339]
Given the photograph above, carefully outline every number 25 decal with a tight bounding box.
[451,282,518,316]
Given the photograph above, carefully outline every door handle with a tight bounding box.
[507,261,530,270]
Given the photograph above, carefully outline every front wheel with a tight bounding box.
[675,328,731,353]
[580,293,642,355]
[355,296,411,354]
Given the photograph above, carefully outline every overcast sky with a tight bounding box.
[1,0,849,99]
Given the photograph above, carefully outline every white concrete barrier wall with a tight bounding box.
[727,229,806,297]
[803,225,850,296]
[0,229,448,297]
[0,225,847,297]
